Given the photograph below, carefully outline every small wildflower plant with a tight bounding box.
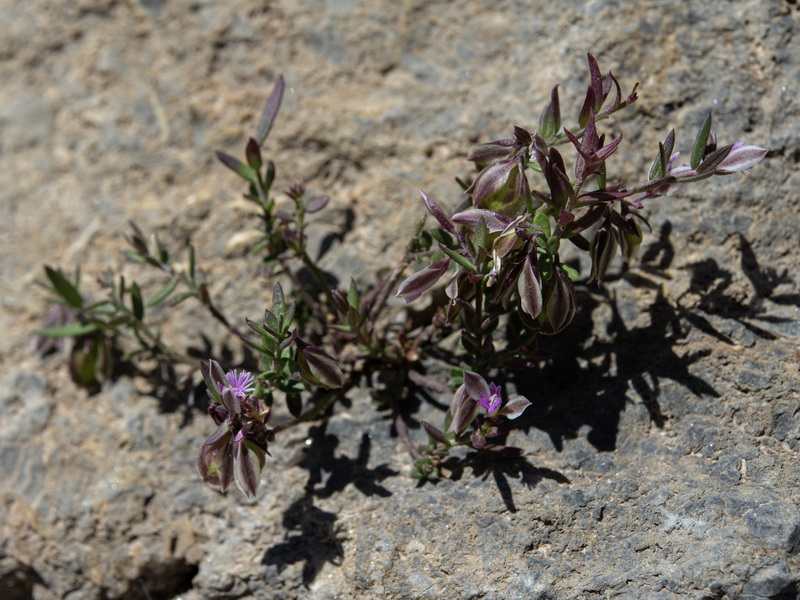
[38,54,766,496]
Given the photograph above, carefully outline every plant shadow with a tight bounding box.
[512,224,792,453]
[261,425,397,586]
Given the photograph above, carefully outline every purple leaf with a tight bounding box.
[463,370,490,402]
[256,75,285,145]
[215,150,255,183]
[466,157,525,212]
[518,252,543,318]
[197,425,234,493]
[420,190,456,234]
[538,84,561,139]
[234,440,265,498]
[715,142,768,174]
[306,194,331,213]
[499,395,532,420]
[421,421,448,444]
[447,385,479,435]
[451,208,511,233]
[543,268,577,334]
[245,137,262,170]
[396,257,450,303]
[297,340,345,389]
[220,387,241,415]
[588,219,618,284]
[466,139,517,167]
[587,53,604,112]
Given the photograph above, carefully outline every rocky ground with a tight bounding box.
[1,0,798,599]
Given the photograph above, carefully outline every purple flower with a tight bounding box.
[218,369,256,399]
[478,382,503,414]
[197,359,272,498]
[462,370,532,419]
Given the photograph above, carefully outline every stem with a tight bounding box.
[395,412,423,460]
[298,247,334,305]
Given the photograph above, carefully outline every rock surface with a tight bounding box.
[1,0,798,599]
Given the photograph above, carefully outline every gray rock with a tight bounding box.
[0,0,798,598]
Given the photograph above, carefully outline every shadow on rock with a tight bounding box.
[514,225,795,453]
[677,232,799,342]
[466,455,570,513]
[261,496,344,587]
[262,425,397,585]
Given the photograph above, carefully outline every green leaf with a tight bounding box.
[247,317,270,337]
[45,267,83,308]
[154,235,169,265]
[347,278,360,310]
[533,209,551,238]
[169,292,195,306]
[538,84,561,139]
[561,263,581,282]
[39,322,99,337]
[272,283,286,314]
[648,130,675,181]
[130,282,145,320]
[439,246,476,273]
[240,335,271,355]
[430,228,460,249]
[282,302,296,333]
[695,143,733,175]
[595,161,607,190]
[472,217,488,256]
[87,301,118,316]
[147,278,179,308]
[121,250,149,264]
[188,244,197,285]
[691,112,713,170]
[215,150,258,184]
[121,348,147,362]
[263,309,280,332]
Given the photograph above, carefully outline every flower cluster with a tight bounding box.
[197,360,274,498]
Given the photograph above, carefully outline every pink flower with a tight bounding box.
[478,382,503,414]
[218,369,256,399]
